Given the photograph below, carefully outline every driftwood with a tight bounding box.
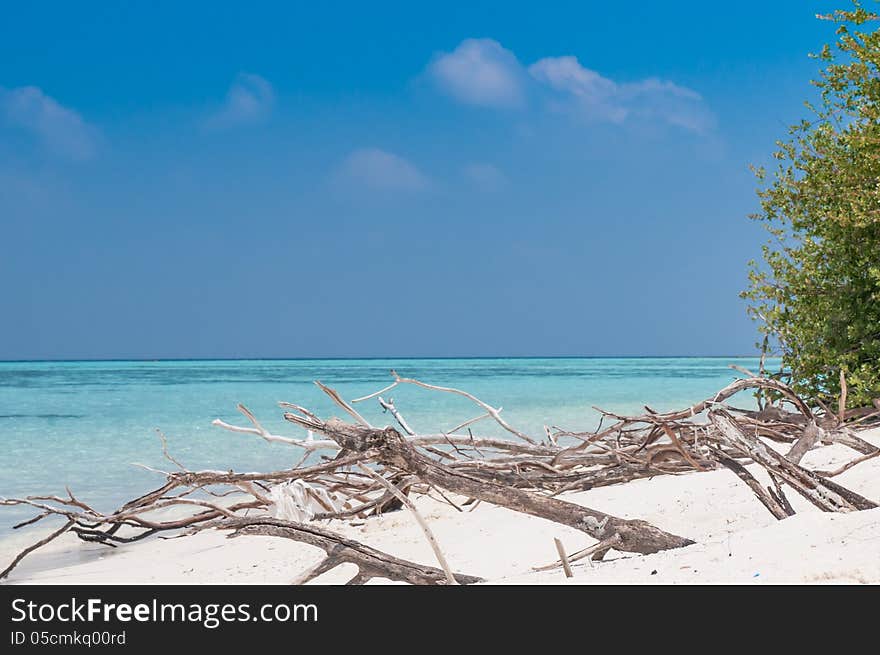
[0,519,74,580]
[534,534,622,572]
[1,368,878,583]
[355,463,457,584]
[707,446,791,520]
[554,538,573,578]
[222,517,481,585]
[786,421,823,464]
[283,415,694,556]
[708,409,877,513]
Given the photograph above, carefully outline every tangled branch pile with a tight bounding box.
[2,368,879,584]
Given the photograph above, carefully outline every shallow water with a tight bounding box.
[0,357,775,532]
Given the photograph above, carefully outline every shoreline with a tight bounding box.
[3,428,878,585]
[0,356,774,534]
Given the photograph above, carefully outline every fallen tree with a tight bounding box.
[1,368,878,583]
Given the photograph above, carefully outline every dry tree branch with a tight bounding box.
[283,412,694,556]
[351,381,400,404]
[212,404,332,449]
[387,370,538,444]
[706,446,791,520]
[446,412,492,435]
[785,421,823,464]
[156,430,187,472]
[660,424,708,471]
[729,364,759,378]
[378,397,415,436]
[0,519,74,581]
[315,381,372,427]
[553,538,573,578]
[356,463,457,584]
[708,409,876,513]
[219,516,481,585]
[534,534,623,572]
[816,448,880,478]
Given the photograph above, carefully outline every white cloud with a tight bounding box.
[619,78,714,133]
[463,162,508,192]
[529,56,713,132]
[528,56,626,123]
[336,148,429,192]
[205,73,274,129]
[427,40,714,133]
[428,39,525,108]
[0,86,96,159]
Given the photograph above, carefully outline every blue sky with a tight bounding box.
[0,1,844,359]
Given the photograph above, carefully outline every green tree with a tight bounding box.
[743,2,880,408]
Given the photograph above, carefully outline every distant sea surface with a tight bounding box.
[0,357,776,533]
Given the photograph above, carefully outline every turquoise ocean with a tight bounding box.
[0,357,774,533]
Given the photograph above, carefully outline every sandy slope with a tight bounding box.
[2,429,878,585]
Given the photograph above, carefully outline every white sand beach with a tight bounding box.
[2,427,878,585]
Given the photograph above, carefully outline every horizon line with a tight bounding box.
[0,353,777,364]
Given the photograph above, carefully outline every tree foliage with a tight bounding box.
[743,2,880,407]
